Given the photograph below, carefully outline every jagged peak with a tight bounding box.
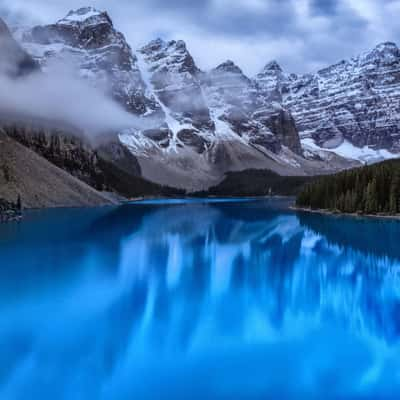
[317,59,347,76]
[139,37,200,75]
[170,39,187,51]
[140,38,188,54]
[140,38,165,52]
[257,61,283,79]
[374,41,398,52]
[214,60,243,74]
[264,60,283,73]
[361,41,400,63]
[58,7,111,26]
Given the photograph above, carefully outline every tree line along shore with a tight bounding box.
[296,159,400,216]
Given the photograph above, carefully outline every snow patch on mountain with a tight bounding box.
[303,138,398,164]
[136,49,188,149]
[58,7,104,24]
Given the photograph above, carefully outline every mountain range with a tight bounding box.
[1,6,400,205]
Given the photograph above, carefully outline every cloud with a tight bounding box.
[0,0,398,76]
[0,59,150,140]
[310,0,339,15]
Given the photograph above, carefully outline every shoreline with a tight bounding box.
[5,198,400,223]
[292,206,400,221]
[0,201,118,223]
[125,195,294,203]
[0,196,296,223]
[3,195,285,212]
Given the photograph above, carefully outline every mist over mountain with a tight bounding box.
[0,14,152,141]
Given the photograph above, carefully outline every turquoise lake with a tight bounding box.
[1,198,400,399]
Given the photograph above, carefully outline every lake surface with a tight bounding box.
[1,198,400,399]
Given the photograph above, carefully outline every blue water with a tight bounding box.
[1,198,400,399]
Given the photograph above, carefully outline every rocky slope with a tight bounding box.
[257,43,400,164]
[1,118,139,189]
[15,7,357,190]
[0,130,115,208]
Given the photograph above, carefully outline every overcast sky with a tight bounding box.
[0,0,399,76]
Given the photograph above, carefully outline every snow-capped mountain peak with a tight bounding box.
[57,7,109,26]
[256,60,286,102]
[374,41,398,52]
[214,60,244,75]
[21,8,161,116]
[259,40,400,162]
[361,41,400,65]
[259,60,283,75]
[140,38,200,76]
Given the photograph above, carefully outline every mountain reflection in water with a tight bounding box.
[0,198,400,399]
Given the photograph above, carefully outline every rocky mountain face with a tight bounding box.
[136,41,303,156]
[202,60,279,154]
[135,38,214,154]
[134,38,350,188]
[15,7,353,190]
[140,39,213,132]
[257,43,400,163]
[0,13,182,201]
[9,6,396,193]
[20,7,160,117]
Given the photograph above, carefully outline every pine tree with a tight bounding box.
[16,195,22,212]
[390,171,400,214]
[365,180,377,214]
[344,190,352,213]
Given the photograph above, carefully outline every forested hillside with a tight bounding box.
[296,160,400,215]
[197,169,312,197]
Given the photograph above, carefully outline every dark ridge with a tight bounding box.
[194,169,314,197]
[96,157,185,198]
